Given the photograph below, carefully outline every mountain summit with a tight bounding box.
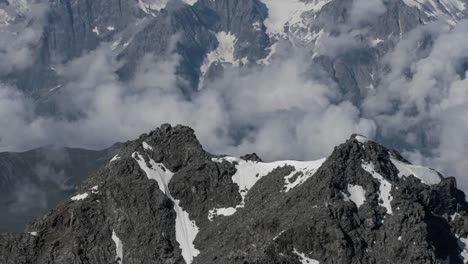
[1,124,468,264]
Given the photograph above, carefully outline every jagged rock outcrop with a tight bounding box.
[1,124,468,263]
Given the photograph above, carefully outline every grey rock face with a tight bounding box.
[1,124,468,263]
[193,0,270,61]
[0,144,120,232]
[3,0,463,103]
[305,0,431,104]
[116,2,218,94]
[118,0,270,93]
[3,0,144,96]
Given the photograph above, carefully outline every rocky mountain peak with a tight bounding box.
[117,123,209,172]
[2,124,468,264]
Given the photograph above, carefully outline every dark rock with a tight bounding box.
[2,124,468,263]
[240,153,263,162]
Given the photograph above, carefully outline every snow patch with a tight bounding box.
[92,26,100,35]
[28,231,38,236]
[402,0,466,23]
[133,153,199,263]
[91,185,99,194]
[9,0,29,14]
[344,184,366,208]
[48,84,63,93]
[354,135,370,143]
[283,158,326,192]
[107,26,115,31]
[451,212,461,221]
[137,0,197,15]
[390,156,442,185]
[293,248,320,264]
[252,21,262,31]
[371,38,384,47]
[208,207,237,221]
[362,162,393,214]
[0,9,11,27]
[213,157,325,209]
[111,39,121,50]
[71,192,88,201]
[260,0,332,36]
[137,0,167,14]
[112,230,123,264]
[273,230,286,240]
[110,154,120,163]
[142,141,153,151]
[199,32,246,88]
[458,236,468,262]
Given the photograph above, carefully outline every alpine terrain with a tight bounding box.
[1,0,466,101]
[1,124,468,264]
[1,0,468,263]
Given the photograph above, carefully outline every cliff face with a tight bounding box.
[3,0,460,101]
[1,124,468,264]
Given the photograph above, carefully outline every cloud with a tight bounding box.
[10,183,47,213]
[362,20,468,190]
[0,2,49,74]
[349,0,387,26]
[194,51,376,160]
[33,146,75,191]
[0,41,376,163]
[2,2,468,194]
[312,0,387,58]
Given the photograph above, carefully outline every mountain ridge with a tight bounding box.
[2,0,465,99]
[1,124,468,263]
[0,144,120,232]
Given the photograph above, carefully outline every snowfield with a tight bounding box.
[208,156,325,220]
[134,152,200,264]
[390,156,443,185]
[362,162,393,215]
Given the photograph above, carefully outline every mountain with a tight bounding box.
[1,124,468,263]
[1,0,467,177]
[0,144,120,232]
[1,0,466,102]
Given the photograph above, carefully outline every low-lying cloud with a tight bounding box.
[0,43,377,162]
[1,0,468,193]
[0,2,49,74]
[363,20,468,190]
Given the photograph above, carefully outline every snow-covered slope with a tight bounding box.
[208,156,326,220]
[402,0,466,23]
[390,156,443,185]
[0,0,29,27]
[134,150,200,264]
[258,0,466,46]
[199,32,247,89]
[259,0,331,36]
[137,0,198,15]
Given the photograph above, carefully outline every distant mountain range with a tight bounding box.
[0,144,119,232]
[1,0,466,102]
